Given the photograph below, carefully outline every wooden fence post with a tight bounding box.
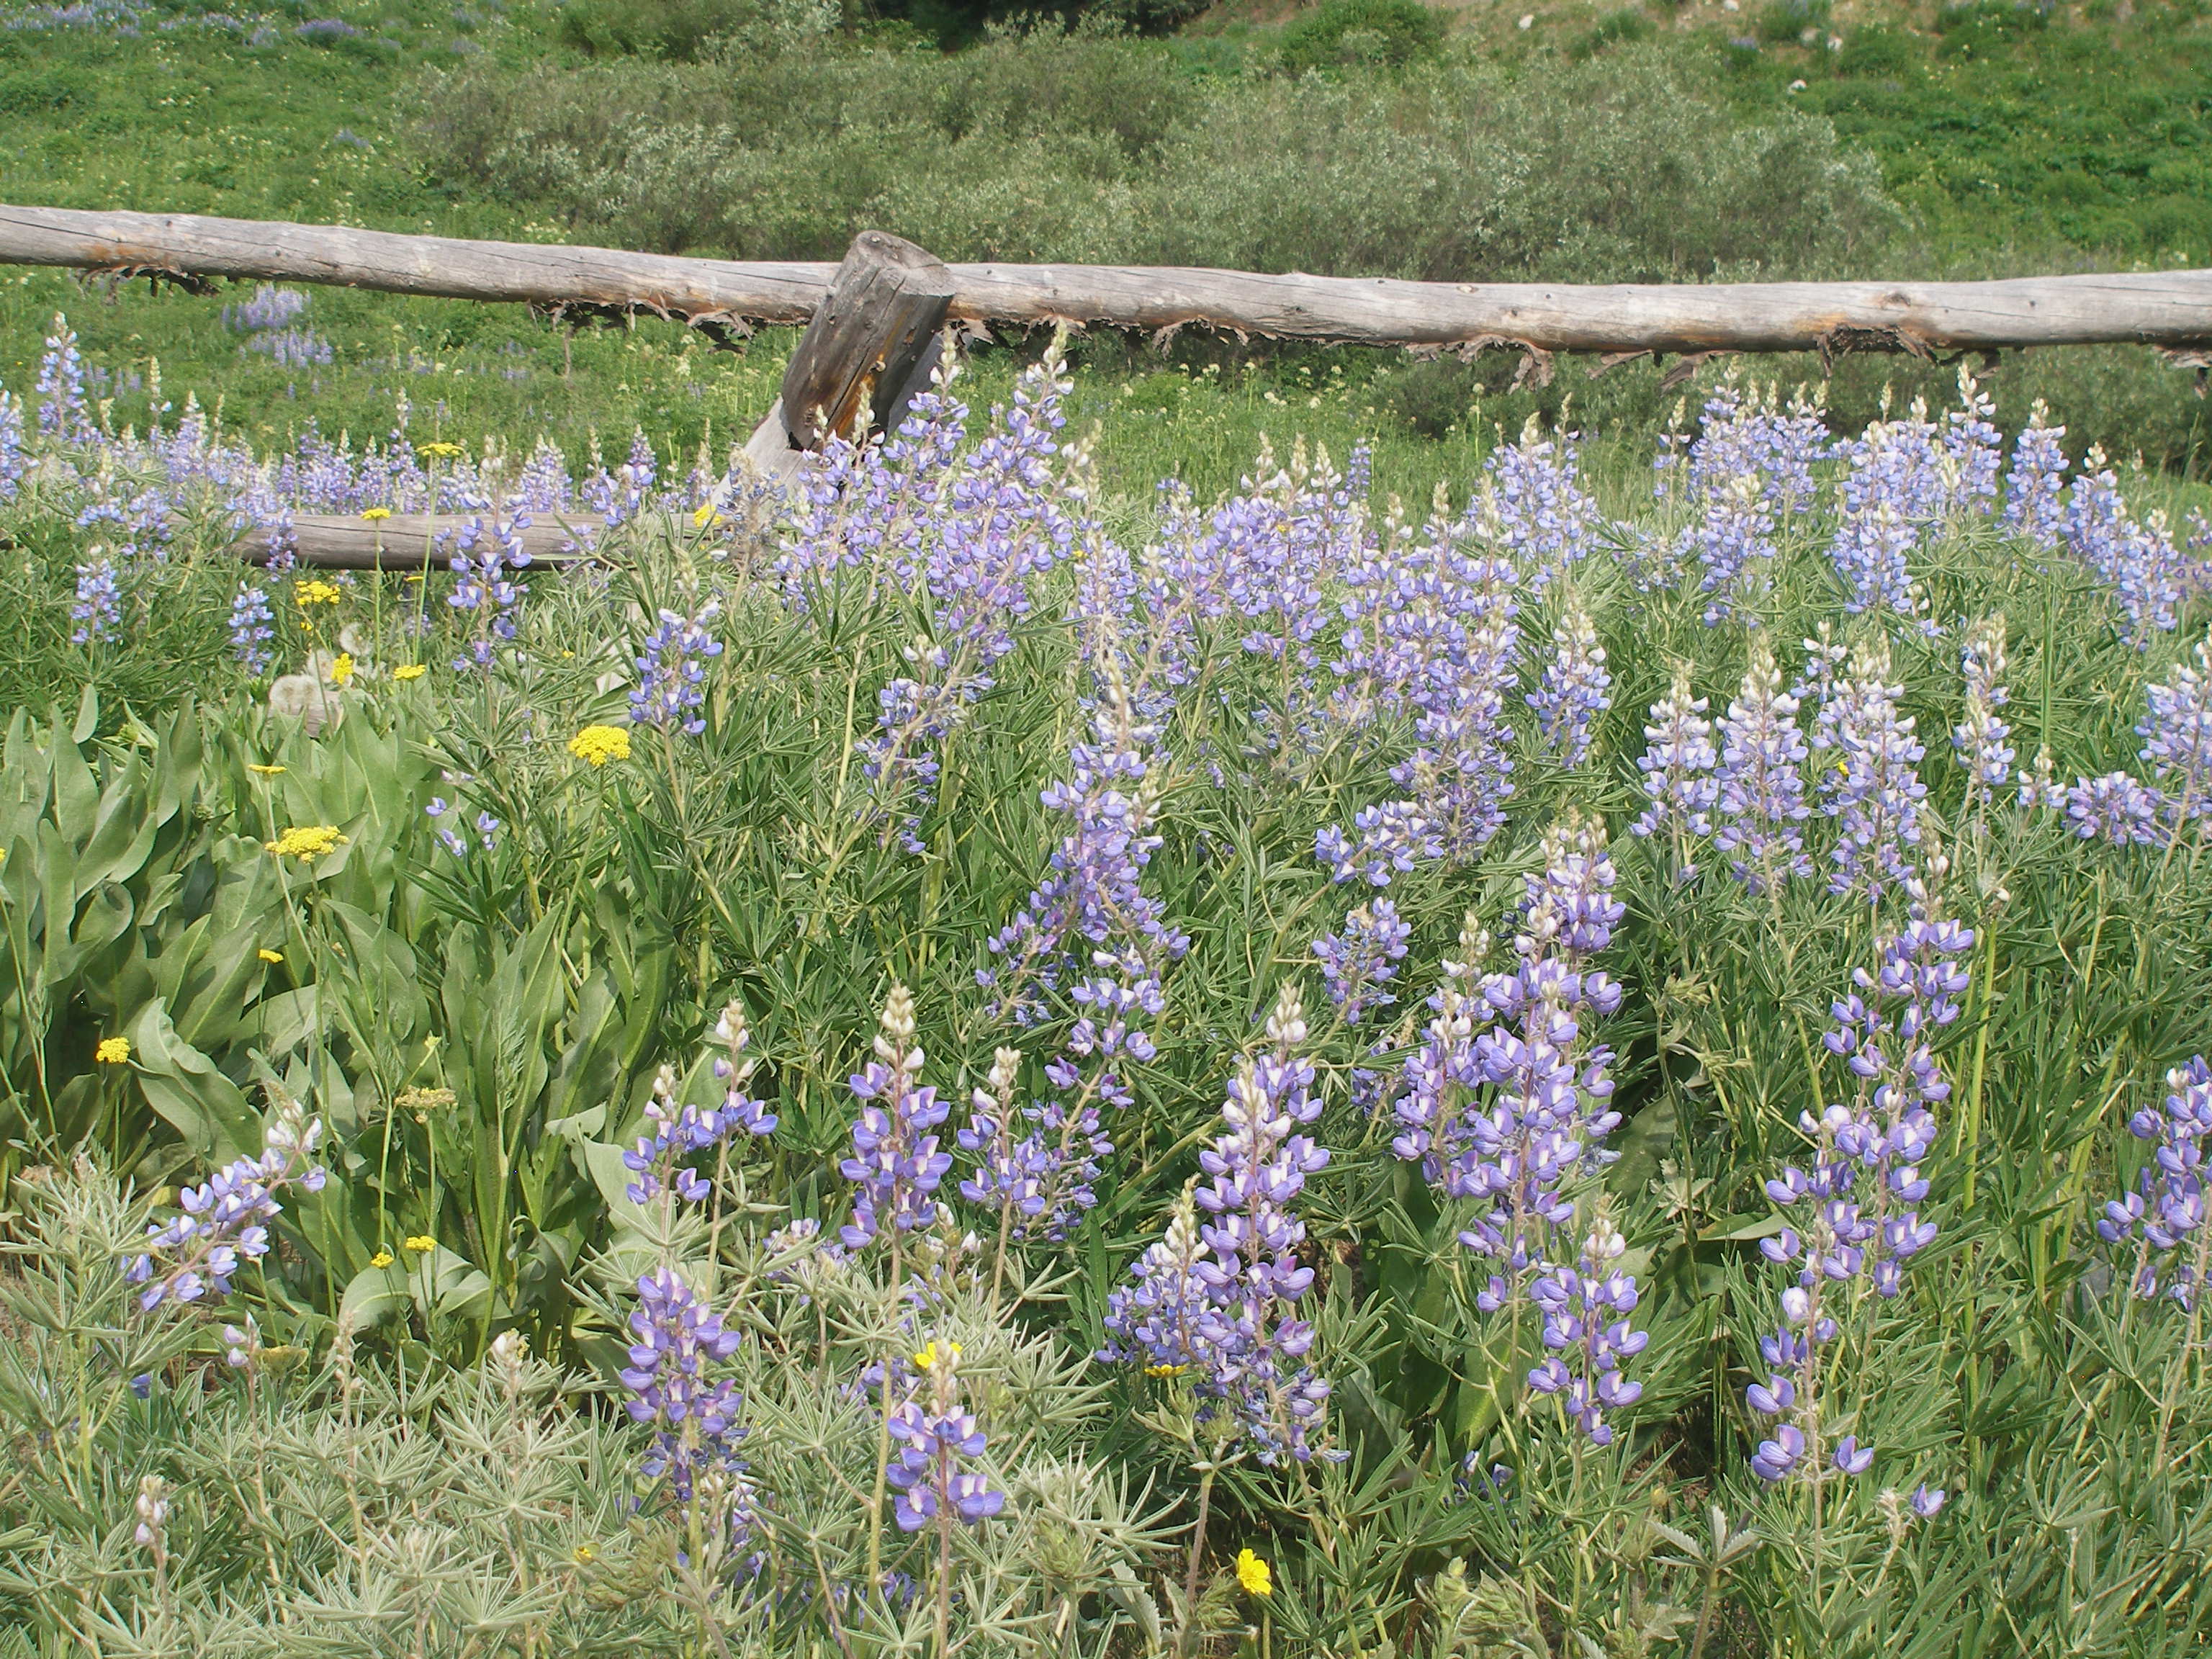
[743,230,955,482]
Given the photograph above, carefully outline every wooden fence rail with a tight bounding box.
[6,204,2212,364]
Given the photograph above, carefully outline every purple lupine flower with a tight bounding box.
[123,1100,328,1312]
[621,1264,758,1551]
[2139,634,2212,826]
[1751,883,1973,1485]
[35,315,93,445]
[445,512,534,671]
[248,326,336,369]
[74,483,176,564]
[1526,605,1610,766]
[1811,641,1928,904]
[0,390,25,501]
[2003,400,2069,549]
[1683,472,1779,626]
[2098,1057,2212,1314]
[1952,615,2014,804]
[1629,664,1719,884]
[70,557,122,646]
[1392,814,1624,1308]
[1527,1218,1647,1446]
[1484,415,1598,590]
[1312,899,1412,1026]
[970,684,1187,1238]
[841,985,953,1249]
[228,583,276,675]
[2017,745,2064,812]
[886,1341,1006,1531]
[1655,378,1830,514]
[1714,640,1813,894]
[1940,369,2004,520]
[222,284,310,333]
[1106,988,1336,1465]
[631,602,723,734]
[957,1048,1051,1226]
[624,1004,776,1205]
[1326,506,1519,882]
[2064,772,2166,847]
[1830,503,1925,626]
[2066,451,2187,647]
[1910,1483,1948,1519]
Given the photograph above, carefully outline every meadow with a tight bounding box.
[4,0,2212,1654]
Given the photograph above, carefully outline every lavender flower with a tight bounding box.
[624,1004,776,1204]
[35,315,92,445]
[1684,472,1779,626]
[1952,615,2014,804]
[70,557,121,646]
[1714,641,1813,894]
[886,1341,1006,1531]
[1630,664,1719,884]
[2098,1057,2211,1315]
[0,390,25,501]
[1811,641,1928,904]
[2064,772,2165,847]
[621,1264,756,1542]
[841,985,953,1249]
[1392,814,1624,1307]
[1527,1218,1647,1446]
[2066,451,2187,647]
[228,583,276,675]
[445,513,533,671]
[2139,634,2212,826]
[631,603,724,734]
[1526,605,1610,765]
[2003,401,2068,549]
[1312,899,1412,1026]
[1483,416,1598,590]
[124,1100,328,1312]
[222,284,309,333]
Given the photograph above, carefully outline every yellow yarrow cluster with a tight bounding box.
[361,507,392,522]
[369,1249,395,1269]
[403,1236,436,1254]
[1236,1550,1272,1598]
[568,724,631,767]
[416,441,464,459]
[327,653,355,687]
[95,1037,131,1064]
[265,824,346,863]
[294,579,341,608]
[392,663,428,682]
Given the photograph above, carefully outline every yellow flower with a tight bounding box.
[258,948,284,964]
[264,824,346,863]
[416,441,463,459]
[361,507,392,522]
[567,724,631,767]
[1236,1550,1272,1598]
[1143,1362,1189,1379]
[572,1542,598,1564]
[403,1236,436,1254]
[911,1339,961,1373]
[95,1037,130,1065]
[369,1249,395,1269]
[246,763,287,775]
[692,504,723,529]
[327,653,354,687]
[294,579,341,608]
[392,663,427,682]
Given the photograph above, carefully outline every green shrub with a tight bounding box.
[1570,4,1655,60]
[1754,0,1829,44]
[554,0,835,59]
[1275,0,1445,73]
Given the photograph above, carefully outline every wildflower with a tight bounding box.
[327,653,354,686]
[369,1249,395,1269]
[228,585,276,676]
[247,763,286,775]
[2097,1057,2211,1312]
[1714,641,1812,894]
[692,504,721,529]
[2064,773,2165,847]
[96,1037,130,1065]
[622,1266,760,1545]
[133,1475,170,1560]
[1528,1218,1647,1446]
[361,507,392,522]
[2139,632,2212,824]
[125,1098,328,1312]
[416,441,463,459]
[623,1012,776,1205]
[71,558,122,647]
[1911,1483,1948,1519]
[2002,402,2069,549]
[258,949,284,964]
[1525,604,1611,766]
[392,663,427,681]
[446,514,534,670]
[294,579,341,608]
[403,1235,436,1254]
[1311,899,1412,1026]
[569,724,631,767]
[1810,641,1927,904]
[264,824,346,863]
[1683,471,1779,624]
[1236,1549,1273,1597]
[631,604,723,735]
[1630,664,1719,883]
[886,1336,1007,1532]
[1953,616,2014,804]
[841,985,953,1249]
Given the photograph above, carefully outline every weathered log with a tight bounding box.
[240,513,604,570]
[6,204,2211,358]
